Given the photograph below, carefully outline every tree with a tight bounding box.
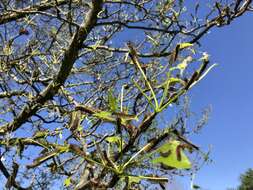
[238,169,253,190]
[0,0,252,189]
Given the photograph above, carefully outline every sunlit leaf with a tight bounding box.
[34,130,49,138]
[51,26,57,35]
[94,111,114,121]
[166,77,185,85]
[77,125,83,132]
[106,136,124,148]
[106,136,121,144]
[108,90,118,112]
[64,177,71,187]
[152,140,191,169]
[58,145,70,153]
[90,42,100,50]
[177,62,187,71]
[179,42,193,49]
[128,176,142,185]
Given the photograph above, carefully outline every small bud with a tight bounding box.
[19,28,29,36]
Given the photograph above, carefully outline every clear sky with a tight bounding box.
[181,12,253,190]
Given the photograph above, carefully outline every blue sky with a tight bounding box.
[180,12,253,190]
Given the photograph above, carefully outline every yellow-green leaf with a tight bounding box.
[106,136,124,153]
[167,77,185,85]
[51,26,57,35]
[177,62,187,71]
[128,176,142,185]
[94,111,114,121]
[106,136,121,144]
[152,140,191,169]
[179,42,193,49]
[108,90,118,112]
[58,145,70,153]
[64,177,71,187]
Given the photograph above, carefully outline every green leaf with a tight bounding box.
[169,77,184,84]
[106,136,121,144]
[179,42,193,50]
[177,62,187,71]
[51,26,57,35]
[34,130,49,138]
[108,90,118,112]
[106,136,124,147]
[90,41,100,50]
[106,136,124,153]
[64,177,71,187]
[152,140,191,169]
[58,145,70,153]
[77,125,83,132]
[128,176,142,185]
[94,111,114,121]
